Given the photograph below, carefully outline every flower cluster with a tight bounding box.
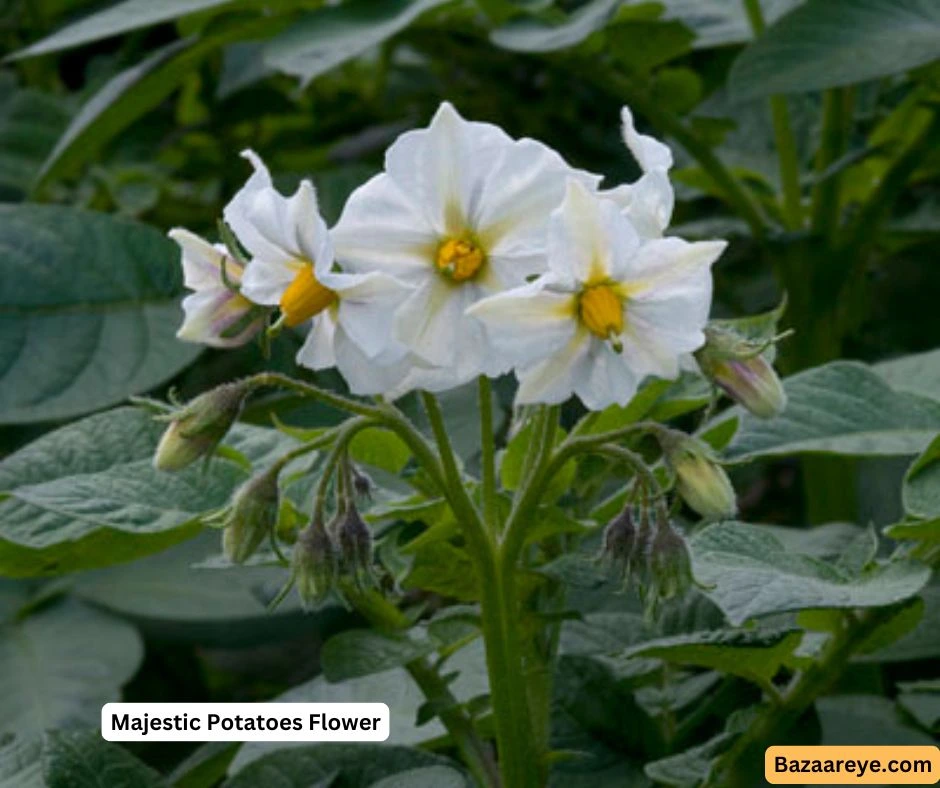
[172,103,727,411]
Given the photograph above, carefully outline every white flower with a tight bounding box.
[468,180,726,410]
[223,150,407,392]
[169,228,264,348]
[331,101,600,391]
[602,106,675,239]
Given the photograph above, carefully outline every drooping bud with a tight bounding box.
[661,434,737,521]
[642,515,694,617]
[695,325,787,419]
[336,503,374,586]
[153,381,250,471]
[291,517,337,610]
[221,466,280,564]
[602,505,640,579]
[351,466,374,500]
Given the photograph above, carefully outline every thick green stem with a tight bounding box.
[479,377,499,536]
[742,0,803,229]
[710,607,897,787]
[811,88,853,238]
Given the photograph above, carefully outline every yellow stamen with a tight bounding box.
[579,284,624,350]
[435,237,485,282]
[279,265,337,327]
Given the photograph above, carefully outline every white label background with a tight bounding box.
[101,703,390,742]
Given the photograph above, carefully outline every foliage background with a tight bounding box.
[0,0,939,786]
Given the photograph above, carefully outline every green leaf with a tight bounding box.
[11,0,236,59]
[897,680,940,732]
[490,0,620,53]
[370,766,468,788]
[72,532,319,646]
[225,745,462,788]
[618,629,802,685]
[263,0,453,86]
[43,730,164,788]
[501,422,575,502]
[714,362,940,462]
[817,695,935,746]
[885,518,940,544]
[876,348,940,403]
[690,522,931,625]
[903,434,940,519]
[320,629,435,682]
[857,584,940,662]
[657,0,803,49]
[0,205,201,423]
[349,427,411,475]
[0,734,42,788]
[0,407,293,576]
[0,600,143,742]
[167,742,239,788]
[404,541,479,602]
[729,0,940,100]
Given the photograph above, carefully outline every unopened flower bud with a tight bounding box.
[336,504,374,584]
[602,505,640,578]
[641,516,694,618]
[154,381,249,471]
[221,466,280,564]
[352,467,374,500]
[695,326,787,419]
[291,518,337,609]
[663,435,737,521]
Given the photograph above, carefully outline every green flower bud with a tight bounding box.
[291,518,337,610]
[336,504,374,585]
[642,516,694,617]
[663,436,737,521]
[695,326,786,419]
[153,381,249,471]
[221,466,280,564]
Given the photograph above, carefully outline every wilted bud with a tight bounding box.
[642,516,694,617]
[602,505,640,578]
[352,466,374,500]
[291,518,337,609]
[221,466,280,564]
[153,381,249,471]
[336,504,374,585]
[695,326,786,419]
[663,435,737,521]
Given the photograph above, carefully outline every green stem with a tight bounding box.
[419,392,540,788]
[478,377,499,536]
[811,88,853,238]
[742,0,802,229]
[710,607,897,787]
[343,586,501,788]
[246,372,380,418]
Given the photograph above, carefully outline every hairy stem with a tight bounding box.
[245,372,380,418]
[479,376,500,536]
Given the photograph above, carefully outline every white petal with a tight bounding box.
[331,173,438,281]
[177,288,260,348]
[240,257,301,306]
[601,170,674,239]
[169,229,243,291]
[548,179,639,283]
[334,326,414,397]
[621,106,673,172]
[295,311,337,371]
[515,331,592,406]
[468,278,577,365]
[625,238,725,300]
[574,342,641,410]
[333,271,410,360]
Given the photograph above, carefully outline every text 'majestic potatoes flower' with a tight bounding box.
[469,179,726,410]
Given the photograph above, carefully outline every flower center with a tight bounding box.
[435,237,485,282]
[579,284,624,351]
[279,265,337,327]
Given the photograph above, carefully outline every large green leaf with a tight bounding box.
[876,348,940,402]
[320,628,436,682]
[11,0,236,59]
[371,766,468,788]
[617,629,802,685]
[0,600,143,742]
[489,0,620,53]
[72,532,318,646]
[0,407,293,576]
[0,735,42,788]
[729,0,940,100]
[225,745,462,788]
[817,695,935,746]
[42,730,164,788]
[712,362,940,462]
[691,522,931,625]
[903,434,940,519]
[658,0,802,49]
[0,205,200,423]
[263,0,453,86]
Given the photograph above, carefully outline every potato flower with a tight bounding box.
[331,102,600,390]
[170,229,264,348]
[223,151,408,393]
[468,180,726,410]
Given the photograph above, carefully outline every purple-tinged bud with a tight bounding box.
[154,381,249,471]
[291,518,337,610]
[641,516,694,617]
[602,506,640,578]
[221,466,280,564]
[662,435,737,521]
[352,467,374,500]
[695,326,786,419]
[336,504,374,584]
